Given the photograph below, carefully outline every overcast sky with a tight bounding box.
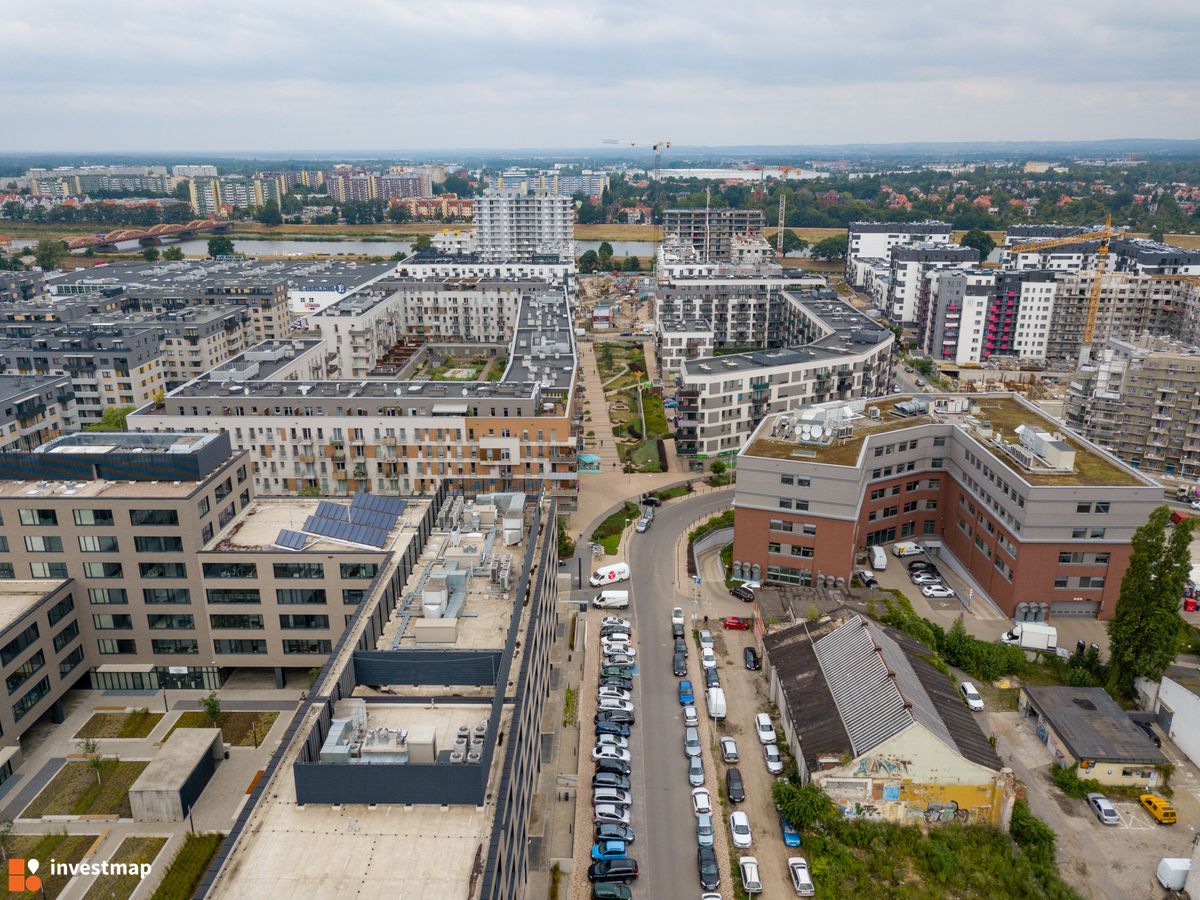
[4,0,1198,153]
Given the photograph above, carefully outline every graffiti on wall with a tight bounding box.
[922,800,971,824]
[837,801,886,820]
[852,755,911,778]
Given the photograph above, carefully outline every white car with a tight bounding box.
[598,697,635,713]
[754,713,776,745]
[739,856,763,895]
[683,705,699,727]
[720,736,739,763]
[604,653,636,666]
[691,787,712,816]
[688,754,705,786]
[593,803,631,826]
[592,788,632,807]
[764,743,784,774]
[600,616,631,629]
[1087,792,1120,826]
[635,517,650,533]
[601,636,632,651]
[788,857,815,896]
[672,606,685,627]
[598,686,631,701]
[729,811,752,849]
[700,648,717,669]
[959,681,984,712]
[1191,499,1200,511]
[592,746,632,763]
[922,584,956,598]
[698,630,714,650]
[595,734,629,750]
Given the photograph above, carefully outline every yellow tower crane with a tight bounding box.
[1008,214,1119,364]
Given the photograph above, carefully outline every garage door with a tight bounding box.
[1051,600,1100,617]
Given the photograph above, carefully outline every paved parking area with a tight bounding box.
[987,709,1197,899]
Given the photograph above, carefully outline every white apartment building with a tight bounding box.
[846,221,951,287]
[886,244,980,323]
[916,270,1057,364]
[473,189,574,261]
[656,320,715,377]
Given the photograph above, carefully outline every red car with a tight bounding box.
[723,616,752,631]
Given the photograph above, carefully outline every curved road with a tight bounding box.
[624,489,733,898]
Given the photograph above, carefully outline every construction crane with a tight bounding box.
[1009,214,1119,364]
[777,193,787,257]
[603,139,672,266]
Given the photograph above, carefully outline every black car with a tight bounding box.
[600,665,635,679]
[744,647,761,670]
[725,767,745,803]
[595,721,631,738]
[697,846,720,890]
[1134,720,1163,747]
[595,709,635,725]
[642,496,662,508]
[704,666,721,688]
[730,585,756,602]
[593,772,632,790]
[907,560,936,572]
[673,651,687,676]
[589,858,639,884]
[671,622,685,640]
[674,637,688,657]
[601,625,632,639]
[599,676,633,692]
[594,758,632,778]
[594,823,635,845]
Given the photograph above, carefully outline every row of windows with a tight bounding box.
[200,562,378,580]
[102,613,332,631]
[767,543,815,558]
[1053,575,1107,590]
[1058,551,1111,565]
[97,638,332,656]
[84,587,366,606]
[14,561,379,583]
[15,535,186,555]
[20,508,180,528]
[768,520,818,536]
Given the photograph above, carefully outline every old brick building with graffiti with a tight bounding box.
[763,613,1017,829]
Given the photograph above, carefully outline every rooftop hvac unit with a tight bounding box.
[867,406,881,419]
[449,749,464,763]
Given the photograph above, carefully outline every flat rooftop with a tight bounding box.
[660,318,712,333]
[0,374,67,401]
[0,581,60,633]
[47,259,396,293]
[1024,685,1166,764]
[744,393,1150,487]
[211,497,430,554]
[131,728,221,791]
[208,704,510,900]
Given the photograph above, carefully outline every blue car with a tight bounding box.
[678,679,694,706]
[596,721,631,738]
[779,815,801,847]
[591,840,628,861]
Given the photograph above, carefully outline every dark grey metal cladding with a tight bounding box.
[352,649,504,686]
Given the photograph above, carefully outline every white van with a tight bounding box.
[593,590,630,610]
[706,687,727,720]
[870,545,888,571]
[892,541,923,558]
[590,562,631,587]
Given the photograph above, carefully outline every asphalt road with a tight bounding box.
[623,490,733,899]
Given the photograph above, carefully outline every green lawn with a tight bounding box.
[148,833,223,900]
[76,709,163,739]
[24,760,148,818]
[618,440,663,473]
[652,484,693,501]
[591,501,640,554]
[81,836,168,900]
[642,391,670,440]
[165,710,279,747]
[0,832,98,898]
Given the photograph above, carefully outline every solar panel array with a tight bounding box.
[315,500,350,523]
[302,515,390,548]
[352,493,407,517]
[275,493,406,551]
[273,529,308,551]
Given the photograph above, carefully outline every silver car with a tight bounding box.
[720,736,739,763]
[688,754,705,786]
[764,743,784,774]
[696,812,715,847]
[684,726,702,758]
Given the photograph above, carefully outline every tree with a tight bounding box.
[771,780,834,830]
[142,246,160,262]
[84,404,135,432]
[959,227,995,260]
[578,250,599,274]
[1108,506,1196,698]
[33,238,66,270]
[207,235,235,257]
[622,255,640,272]
[77,737,104,786]
[202,691,223,728]
[780,229,809,255]
[810,234,849,260]
[710,460,727,478]
[254,199,283,227]
[2,200,24,220]
[387,203,411,223]
[411,234,433,252]
[598,241,614,267]
[0,817,11,863]
[163,246,184,261]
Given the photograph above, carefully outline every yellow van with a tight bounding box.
[1140,793,1177,825]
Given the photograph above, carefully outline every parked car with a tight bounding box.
[697,846,720,891]
[744,647,761,670]
[723,616,752,630]
[688,754,705,786]
[593,804,631,826]
[594,759,631,778]
[1087,792,1120,826]
[779,815,801,847]
[593,772,631,790]
[700,647,718,669]
[1133,719,1163,747]
[594,823,634,845]
[678,680,695,705]
[922,584,956,598]
[673,652,687,676]
[595,709,635,726]
[698,629,714,649]
[599,677,633,692]
[910,571,943,585]
[684,726,702,758]
[601,616,632,629]
[641,496,661,507]
[588,858,638,884]
[720,736,740,763]
[764,743,784,774]
[755,713,777,744]
[672,622,685,640]
[959,681,984,711]
[683,705,699,727]
[600,625,632,639]
[696,811,715,847]
[1141,793,1178,824]
[601,642,635,658]
[598,698,635,714]
[595,721,630,739]
[591,884,632,900]
[592,746,632,763]
[788,856,816,896]
[593,788,632,807]
[739,856,763,894]
[600,665,634,679]
[730,811,752,848]
[726,767,746,803]
[591,840,628,861]
[672,607,685,627]
[604,653,636,667]
[674,637,689,657]
[731,585,756,602]
[704,667,721,688]
[595,734,628,750]
[856,569,878,588]
[598,686,631,701]
[691,787,712,815]
[907,559,936,572]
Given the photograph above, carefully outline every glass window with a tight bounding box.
[134,536,184,553]
[73,509,114,526]
[12,676,50,721]
[88,588,128,604]
[78,535,119,553]
[214,638,267,655]
[143,588,191,605]
[47,594,75,624]
[202,562,257,579]
[0,624,39,666]
[276,588,327,605]
[283,639,331,655]
[6,651,45,693]
[280,614,329,630]
[197,496,211,517]
[0,563,12,580]
[97,639,137,655]
[24,536,63,553]
[209,614,264,629]
[140,562,187,579]
[343,589,366,605]
[340,563,378,580]
[18,509,57,526]
[206,588,261,604]
[129,509,179,527]
[52,621,79,652]
[59,645,85,678]
[1054,577,1069,588]
[148,614,194,630]
[273,562,324,580]
[83,562,123,579]
[152,639,199,655]
[1095,502,1110,514]
[93,614,133,630]
[30,563,68,579]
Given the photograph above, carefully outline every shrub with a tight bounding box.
[772,780,834,830]
[1050,763,1103,799]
